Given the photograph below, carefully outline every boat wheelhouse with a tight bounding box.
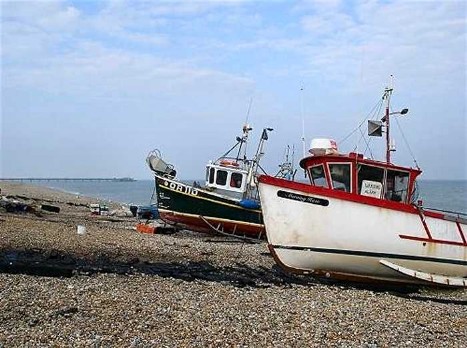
[301,149,421,206]
[205,158,249,200]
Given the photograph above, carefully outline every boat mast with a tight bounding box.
[382,85,393,164]
[236,124,251,161]
[253,128,272,164]
[377,76,409,164]
[245,128,272,197]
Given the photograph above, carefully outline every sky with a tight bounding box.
[1,0,466,180]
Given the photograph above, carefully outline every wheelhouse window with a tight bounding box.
[230,172,243,188]
[309,165,328,188]
[386,170,410,202]
[328,163,351,192]
[209,167,215,184]
[216,170,227,186]
[358,164,385,198]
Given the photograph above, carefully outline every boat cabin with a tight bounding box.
[205,158,249,199]
[300,141,422,204]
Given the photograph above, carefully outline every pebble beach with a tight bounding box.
[0,182,466,347]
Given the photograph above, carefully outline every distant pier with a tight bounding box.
[0,177,136,182]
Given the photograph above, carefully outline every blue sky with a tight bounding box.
[1,0,466,180]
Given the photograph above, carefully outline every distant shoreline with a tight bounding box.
[0,180,120,207]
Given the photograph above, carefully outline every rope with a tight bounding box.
[150,177,157,205]
[338,98,384,145]
[358,126,375,159]
[218,140,241,161]
[394,115,420,169]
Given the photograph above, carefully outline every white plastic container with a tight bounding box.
[77,225,86,235]
[309,138,338,156]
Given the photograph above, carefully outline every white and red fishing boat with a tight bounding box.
[258,85,467,287]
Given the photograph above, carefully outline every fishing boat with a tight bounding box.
[147,125,295,241]
[258,85,467,287]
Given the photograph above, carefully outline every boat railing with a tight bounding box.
[422,206,467,224]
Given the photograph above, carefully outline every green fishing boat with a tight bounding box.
[147,125,295,241]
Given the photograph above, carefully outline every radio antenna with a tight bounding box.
[300,86,306,158]
[245,97,253,126]
[237,97,254,160]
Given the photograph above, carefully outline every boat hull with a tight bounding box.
[258,176,467,286]
[155,176,264,239]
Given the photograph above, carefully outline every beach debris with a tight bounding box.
[129,205,138,217]
[77,225,86,235]
[109,205,133,217]
[136,223,156,234]
[0,196,36,214]
[137,205,159,220]
[136,223,176,235]
[158,226,177,234]
[100,204,109,216]
[89,203,111,216]
[66,201,88,207]
[40,204,60,213]
[90,203,100,215]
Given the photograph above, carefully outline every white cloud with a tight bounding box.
[293,0,343,14]
[37,5,80,29]
[1,0,261,100]
[4,39,253,100]
[2,1,81,31]
[1,0,465,179]
[300,12,354,36]
[295,0,465,94]
[1,1,82,62]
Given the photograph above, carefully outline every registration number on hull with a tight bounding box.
[162,180,199,196]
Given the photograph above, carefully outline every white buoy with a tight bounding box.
[77,225,86,235]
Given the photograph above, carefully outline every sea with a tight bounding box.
[26,179,467,214]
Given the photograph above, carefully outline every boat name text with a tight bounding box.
[277,190,329,206]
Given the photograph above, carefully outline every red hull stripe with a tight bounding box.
[398,234,467,247]
[259,175,445,218]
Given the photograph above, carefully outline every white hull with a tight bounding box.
[259,181,467,286]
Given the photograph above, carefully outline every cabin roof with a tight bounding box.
[299,152,422,176]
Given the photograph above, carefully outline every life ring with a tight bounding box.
[220,159,240,167]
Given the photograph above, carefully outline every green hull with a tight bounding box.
[155,176,264,237]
